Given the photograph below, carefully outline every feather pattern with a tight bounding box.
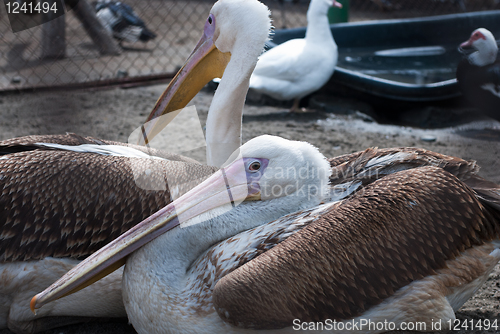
[0,133,198,163]
[27,136,500,334]
[183,201,340,313]
[0,134,489,264]
[0,136,488,263]
[212,166,500,329]
[326,147,479,202]
[0,134,216,262]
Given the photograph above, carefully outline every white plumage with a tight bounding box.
[249,0,341,111]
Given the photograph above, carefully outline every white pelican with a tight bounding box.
[248,0,342,112]
[0,0,271,331]
[32,135,500,334]
[143,0,271,167]
[457,28,500,121]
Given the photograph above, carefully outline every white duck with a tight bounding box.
[457,28,500,121]
[249,0,342,112]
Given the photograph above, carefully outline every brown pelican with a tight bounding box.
[32,134,500,333]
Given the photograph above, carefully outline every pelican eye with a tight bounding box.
[208,16,213,24]
[247,161,261,172]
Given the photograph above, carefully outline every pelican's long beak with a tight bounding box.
[30,157,264,313]
[139,28,231,145]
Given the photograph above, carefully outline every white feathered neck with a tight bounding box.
[205,0,271,167]
[305,0,335,46]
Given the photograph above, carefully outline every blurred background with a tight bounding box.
[2,0,500,91]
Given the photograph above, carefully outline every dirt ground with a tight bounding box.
[0,84,499,333]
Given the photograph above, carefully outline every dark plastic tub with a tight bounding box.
[269,11,500,101]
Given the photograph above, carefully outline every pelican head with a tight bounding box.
[308,0,342,18]
[230,135,331,203]
[209,0,271,57]
[142,0,271,167]
[31,135,330,313]
[459,28,498,67]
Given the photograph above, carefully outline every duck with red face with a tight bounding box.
[457,28,500,121]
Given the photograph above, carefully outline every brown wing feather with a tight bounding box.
[464,175,500,211]
[0,134,96,148]
[329,147,478,187]
[0,133,198,164]
[212,166,500,329]
[0,143,216,262]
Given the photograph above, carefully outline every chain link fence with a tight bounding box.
[1,0,499,91]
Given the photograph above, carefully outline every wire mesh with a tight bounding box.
[1,0,499,91]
